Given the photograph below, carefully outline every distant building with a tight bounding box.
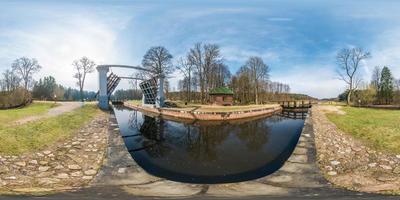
[209,87,234,106]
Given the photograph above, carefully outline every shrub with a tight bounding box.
[0,88,31,109]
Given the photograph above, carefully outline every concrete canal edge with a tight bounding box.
[124,102,282,121]
[91,108,344,198]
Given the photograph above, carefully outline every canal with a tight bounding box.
[113,106,306,184]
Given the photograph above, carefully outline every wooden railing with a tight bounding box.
[278,101,313,109]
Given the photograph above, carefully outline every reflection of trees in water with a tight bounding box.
[136,114,272,161]
[144,143,171,158]
[236,119,270,151]
[140,116,165,141]
[138,116,231,161]
[139,116,173,158]
[267,115,285,123]
[128,111,140,130]
[186,125,230,161]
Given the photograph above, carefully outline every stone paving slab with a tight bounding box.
[122,181,204,197]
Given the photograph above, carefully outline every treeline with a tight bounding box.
[137,43,300,105]
[32,76,96,101]
[174,44,290,104]
[168,91,314,104]
[0,57,40,108]
[1,56,97,108]
[338,66,400,105]
[111,89,142,100]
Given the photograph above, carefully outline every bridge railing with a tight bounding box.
[276,100,314,109]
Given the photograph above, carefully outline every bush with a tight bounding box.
[0,88,31,109]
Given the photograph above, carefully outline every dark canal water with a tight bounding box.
[113,106,306,184]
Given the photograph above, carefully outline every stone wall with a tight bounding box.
[124,103,282,121]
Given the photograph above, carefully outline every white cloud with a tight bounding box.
[273,65,346,99]
[0,9,131,91]
[364,29,400,81]
[221,46,280,64]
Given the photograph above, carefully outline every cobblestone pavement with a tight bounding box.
[313,105,400,194]
[0,114,108,194]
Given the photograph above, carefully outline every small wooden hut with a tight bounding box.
[209,87,234,106]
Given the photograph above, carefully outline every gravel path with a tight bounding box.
[14,102,82,125]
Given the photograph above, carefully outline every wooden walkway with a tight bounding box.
[278,101,313,109]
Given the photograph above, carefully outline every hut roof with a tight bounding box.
[209,87,234,95]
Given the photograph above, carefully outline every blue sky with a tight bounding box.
[1,0,400,98]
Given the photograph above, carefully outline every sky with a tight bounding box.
[1,0,400,99]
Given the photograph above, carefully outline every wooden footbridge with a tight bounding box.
[278,101,313,110]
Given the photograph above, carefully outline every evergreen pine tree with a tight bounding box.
[378,66,394,104]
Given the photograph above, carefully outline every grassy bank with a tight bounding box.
[326,107,400,154]
[0,104,101,155]
[0,102,58,125]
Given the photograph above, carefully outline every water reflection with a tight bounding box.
[113,106,306,183]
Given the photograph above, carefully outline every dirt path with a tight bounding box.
[14,102,82,125]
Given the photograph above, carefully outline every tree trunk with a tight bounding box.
[80,88,84,102]
[200,77,204,104]
[188,73,191,103]
[24,80,28,90]
[255,82,259,104]
[347,89,352,105]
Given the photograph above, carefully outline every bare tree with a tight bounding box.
[1,69,20,92]
[176,57,193,102]
[244,56,270,104]
[188,43,204,103]
[336,48,370,105]
[370,66,381,90]
[128,72,144,99]
[129,72,145,89]
[142,46,173,77]
[11,57,42,90]
[396,79,400,91]
[72,57,96,101]
[188,43,222,104]
[209,63,231,89]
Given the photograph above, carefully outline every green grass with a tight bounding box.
[0,104,100,155]
[128,99,142,105]
[326,107,400,154]
[0,103,58,126]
